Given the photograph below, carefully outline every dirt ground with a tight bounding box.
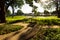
[0,22,60,40]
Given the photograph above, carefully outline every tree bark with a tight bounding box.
[0,1,6,23]
[56,0,60,18]
[11,5,14,18]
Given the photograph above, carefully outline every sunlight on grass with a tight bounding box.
[6,16,60,25]
[33,16,59,20]
[6,16,26,23]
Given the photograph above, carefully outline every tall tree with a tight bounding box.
[6,10,11,16]
[32,6,38,16]
[0,0,6,23]
[0,0,24,23]
[9,0,24,17]
[49,0,60,17]
[44,10,49,16]
[55,0,60,18]
[38,0,60,17]
[25,0,38,16]
[17,10,23,15]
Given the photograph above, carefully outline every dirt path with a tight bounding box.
[0,23,5,25]
[0,22,30,40]
[0,22,60,40]
[12,22,29,27]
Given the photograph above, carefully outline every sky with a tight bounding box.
[8,0,55,14]
[21,4,32,13]
[8,2,44,13]
[8,0,45,14]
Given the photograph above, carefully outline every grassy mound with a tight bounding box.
[0,25,23,35]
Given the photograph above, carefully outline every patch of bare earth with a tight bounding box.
[42,25,60,28]
[0,23,5,25]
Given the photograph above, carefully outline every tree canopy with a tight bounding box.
[5,0,24,9]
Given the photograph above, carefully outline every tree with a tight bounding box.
[25,0,38,16]
[9,0,24,17]
[32,6,38,16]
[47,0,60,17]
[44,10,49,16]
[6,10,11,16]
[0,0,6,23]
[25,0,33,7]
[0,0,24,23]
[17,10,24,15]
[54,0,60,18]
[38,0,60,17]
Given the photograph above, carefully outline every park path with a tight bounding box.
[0,22,60,40]
[0,22,31,40]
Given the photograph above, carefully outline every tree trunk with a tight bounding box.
[11,5,14,18]
[56,0,60,18]
[0,2,6,23]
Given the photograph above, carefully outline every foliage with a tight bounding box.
[0,25,23,35]
[5,0,24,9]
[25,0,33,7]
[44,10,49,15]
[25,0,38,16]
[16,10,24,15]
[32,6,38,16]
[6,10,11,16]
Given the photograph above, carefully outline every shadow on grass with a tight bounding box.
[18,22,38,40]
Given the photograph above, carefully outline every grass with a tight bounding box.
[29,28,60,40]
[6,16,57,22]
[33,17,60,25]
[0,24,23,35]
[5,16,60,40]
[33,16,58,20]
[6,16,60,25]
[6,16,26,23]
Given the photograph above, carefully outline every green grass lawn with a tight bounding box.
[33,16,58,20]
[6,16,58,22]
[6,16,26,23]
[6,16,60,25]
